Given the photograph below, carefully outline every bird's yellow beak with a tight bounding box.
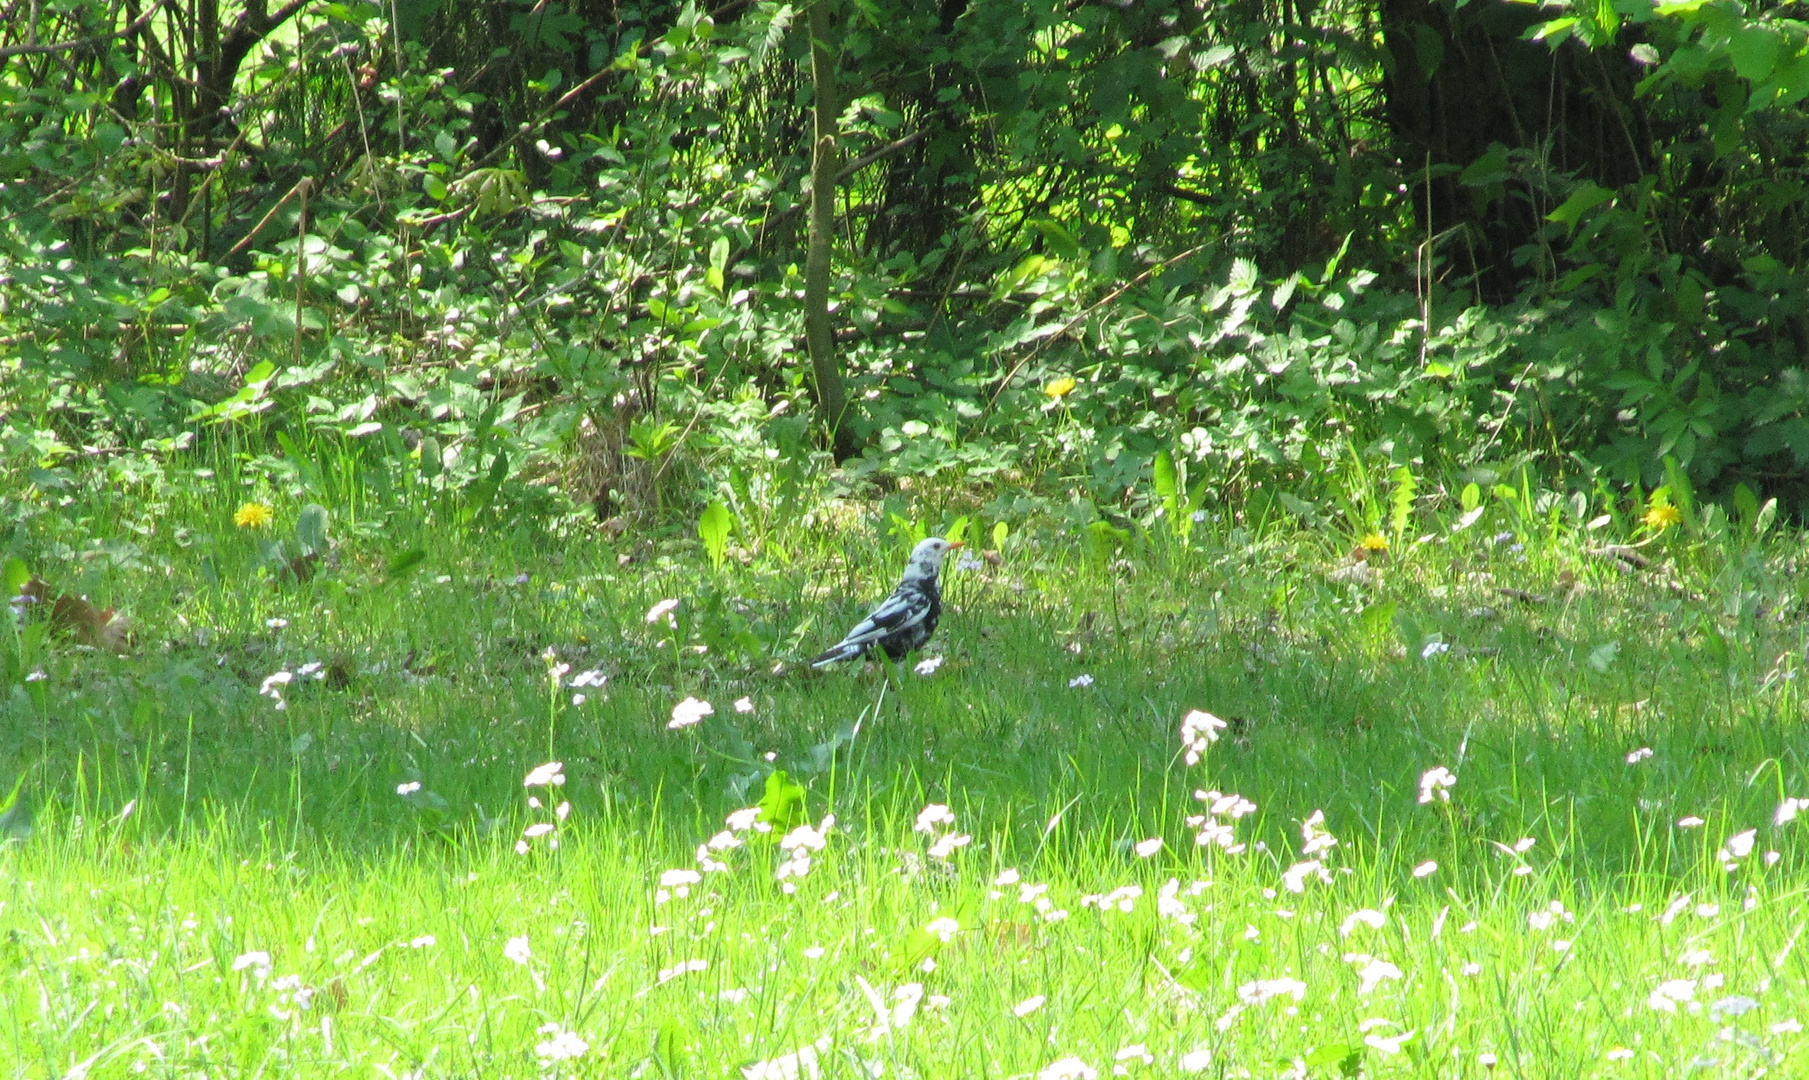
[946,541,965,549]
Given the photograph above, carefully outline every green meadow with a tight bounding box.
[5,469,1808,1079]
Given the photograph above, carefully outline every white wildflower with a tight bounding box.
[1236,977,1307,1004]
[1647,978,1696,1013]
[1180,710,1227,765]
[915,803,957,833]
[1068,674,1094,688]
[657,959,708,984]
[741,1038,829,1080]
[1412,860,1438,878]
[503,936,532,964]
[1281,859,1328,893]
[735,696,755,713]
[1300,809,1337,855]
[523,761,565,787]
[1626,747,1653,764]
[646,599,679,625]
[914,655,945,675]
[1340,909,1386,937]
[396,781,421,796]
[535,1027,589,1061]
[669,696,714,729]
[1356,957,1403,994]
[1038,1057,1098,1080]
[1134,837,1163,858]
[1418,766,1455,804]
[927,832,972,858]
[1013,994,1047,1017]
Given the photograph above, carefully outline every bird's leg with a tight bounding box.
[883,655,911,719]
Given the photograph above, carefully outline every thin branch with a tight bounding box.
[833,128,927,184]
[979,243,1208,420]
[0,0,174,60]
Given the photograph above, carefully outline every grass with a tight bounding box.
[5,466,1809,1078]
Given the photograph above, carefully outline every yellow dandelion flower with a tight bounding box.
[1359,532,1389,551]
[1044,377,1078,400]
[234,502,274,529]
[1643,503,1682,530]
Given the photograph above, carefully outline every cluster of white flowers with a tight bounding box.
[1236,977,1306,1005]
[1000,874,1069,923]
[516,762,569,855]
[1418,766,1456,804]
[1179,710,1227,766]
[1281,809,1339,893]
[776,817,833,888]
[669,696,714,729]
[1080,885,1142,913]
[914,803,972,859]
[1718,828,1757,871]
[1186,789,1256,854]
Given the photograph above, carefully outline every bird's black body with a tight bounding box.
[809,538,958,667]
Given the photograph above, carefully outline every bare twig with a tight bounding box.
[224,178,311,257]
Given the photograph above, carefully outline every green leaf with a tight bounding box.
[1389,466,1418,537]
[296,503,330,556]
[1460,482,1481,512]
[992,521,1009,551]
[1277,492,1318,522]
[1303,1043,1364,1076]
[1546,183,1613,230]
[698,500,734,571]
[1358,600,1398,645]
[420,435,443,479]
[0,775,31,843]
[944,516,970,545]
[1732,483,1759,527]
[1459,143,1510,187]
[1755,497,1778,538]
[1728,24,1782,83]
[1587,641,1621,673]
[756,770,809,832]
[384,548,427,581]
[1030,219,1081,260]
[1152,450,1178,503]
[1,557,29,597]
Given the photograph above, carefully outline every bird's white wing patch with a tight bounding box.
[834,590,929,647]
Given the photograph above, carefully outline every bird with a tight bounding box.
[810,537,962,668]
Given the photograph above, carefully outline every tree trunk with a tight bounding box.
[805,0,856,461]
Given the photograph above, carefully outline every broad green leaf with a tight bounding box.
[1546,183,1613,229]
[1,557,28,597]
[1152,450,1178,502]
[296,503,330,556]
[698,500,734,571]
[1728,25,1782,83]
[756,770,808,832]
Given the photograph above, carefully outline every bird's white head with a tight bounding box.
[902,536,963,581]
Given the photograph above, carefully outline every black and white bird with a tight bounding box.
[809,537,962,667]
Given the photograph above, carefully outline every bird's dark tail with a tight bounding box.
[809,643,863,668]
